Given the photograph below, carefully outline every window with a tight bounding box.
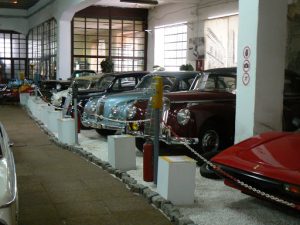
[154,23,187,71]
[73,16,146,73]
[27,18,57,80]
[0,31,26,81]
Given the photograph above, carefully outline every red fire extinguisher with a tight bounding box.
[143,139,153,182]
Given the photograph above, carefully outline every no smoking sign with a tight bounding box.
[242,46,251,86]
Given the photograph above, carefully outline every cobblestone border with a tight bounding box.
[24,105,197,225]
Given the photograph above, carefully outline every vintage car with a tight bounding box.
[0,122,18,225]
[126,68,236,151]
[82,71,199,136]
[39,79,71,102]
[67,71,148,127]
[38,69,97,102]
[70,69,97,79]
[211,131,300,210]
[51,74,103,107]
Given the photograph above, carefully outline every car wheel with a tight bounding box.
[96,129,116,136]
[136,137,145,152]
[198,122,221,153]
[196,150,219,167]
[200,163,222,180]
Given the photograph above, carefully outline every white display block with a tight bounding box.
[57,118,75,145]
[40,104,50,125]
[108,135,136,171]
[157,156,196,205]
[19,93,30,105]
[47,109,62,133]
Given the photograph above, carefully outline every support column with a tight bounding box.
[57,19,71,80]
[235,0,288,143]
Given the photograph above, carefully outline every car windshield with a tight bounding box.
[192,73,236,93]
[73,70,96,78]
[136,75,177,91]
[96,76,115,91]
[73,80,91,90]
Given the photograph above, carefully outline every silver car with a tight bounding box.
[0,122,18,225]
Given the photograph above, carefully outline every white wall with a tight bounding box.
[147,0,238,71]
[0,9,28,34]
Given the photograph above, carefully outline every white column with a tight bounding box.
[57,19,71,80]
[235,0,288,143]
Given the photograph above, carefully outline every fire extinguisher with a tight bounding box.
[143,139,153,182]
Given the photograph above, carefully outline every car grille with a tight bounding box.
[143,98,167,137]
[98,101,105,116]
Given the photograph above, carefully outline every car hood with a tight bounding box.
[101,89,152,106]
[165,90,235,102]
[212,132,300,185]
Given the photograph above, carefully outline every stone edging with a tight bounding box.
[24,105,197,225]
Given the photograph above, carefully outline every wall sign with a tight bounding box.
[242,73,250,85]
[242,46,251,86]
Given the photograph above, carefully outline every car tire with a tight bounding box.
[95,129,116,136]
[136,137,145,152]
[200,163,222,180]
[196,150,219,167]
[198,121,222,154]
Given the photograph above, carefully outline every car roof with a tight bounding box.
[74,74,102,81]
[148,71,200,78]
[204,67,237,76]
[102,71,149,78]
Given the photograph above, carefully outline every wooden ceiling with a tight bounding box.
[0,0,40,9]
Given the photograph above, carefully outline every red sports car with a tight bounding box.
[211,131,300,210]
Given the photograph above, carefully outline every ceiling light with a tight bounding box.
[120,0,158,5]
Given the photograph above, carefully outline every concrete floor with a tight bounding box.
[0,105,172,225]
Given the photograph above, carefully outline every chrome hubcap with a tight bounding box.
[201,130,219,152]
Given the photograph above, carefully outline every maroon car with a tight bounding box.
[126,67,236,151]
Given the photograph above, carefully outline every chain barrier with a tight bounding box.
[93,114,151,124]
[36,88,64,110]
[161,122,298,210]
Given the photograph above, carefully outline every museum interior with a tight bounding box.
[0,0,300,225]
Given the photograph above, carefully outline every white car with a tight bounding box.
[51,74,102,107]
[0,122,18,225]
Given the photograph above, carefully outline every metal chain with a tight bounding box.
[161,122,297,209]
[93,114,151,124]
[182,142,296,209]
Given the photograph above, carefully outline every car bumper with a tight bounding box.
[126,123,199,145]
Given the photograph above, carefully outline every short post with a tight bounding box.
[34,85,38,100]
[72,83,79,145]
[151,76,163,184]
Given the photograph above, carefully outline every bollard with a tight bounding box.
[143,139,154,182]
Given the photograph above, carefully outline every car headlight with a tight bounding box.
[127,105,137,119]
[91,102,97,112]
[111,106,119,117]
[163,97,170,110]
[177,108,190,125]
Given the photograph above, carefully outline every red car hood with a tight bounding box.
[212,132,300,185]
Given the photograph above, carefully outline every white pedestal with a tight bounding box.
[57,118,75,145]
[47,109,62,133]
[108,135,136,171]
[40,104,49,125]
[157,156,196,205]
[19,93,30,105]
